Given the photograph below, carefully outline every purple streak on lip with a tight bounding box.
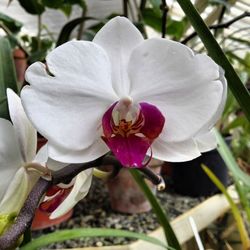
[102,101,165,168]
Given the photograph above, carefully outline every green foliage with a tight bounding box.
[0,38,18,120]
[17,0,45,15]
[130,170,181,250]
[148,0,162,16]
[142,8,188,40]
[17,0,86,16]
[56,17,96,46]
[215,129,250,186]
[20,228,170,250]
[41,0,64,8]
[167,19,188,40]
[202,165,250,249]
[41,0,86,16]
[0,12,23,33]
[215,127,250,224]
[176,0,250,122]
[142,8,162,32]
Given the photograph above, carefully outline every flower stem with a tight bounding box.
[176,0,250,122]
[37,15,42,51]
[130,169,181,250]
[161,0,169,38]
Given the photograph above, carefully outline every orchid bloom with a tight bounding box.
[0,89,92,221]
[0,89,43,217]
[21,17,227,168]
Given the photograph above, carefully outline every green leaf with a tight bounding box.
[142,8,162,32]
[20,228,170,250]
[65,0,87,9]
[41,0,64,8]
[176,0,250,122]
[228,36,250,48]
[0,38,18,120]
[214,129,250,186]
[56,16,96,46]
[167,19,187,40]
[0,12,23,33]
[222,115,247,134]
[202,165,250,249]
[130,170,181,250]
[148,0,162,16]
[17,0,45,15]
[59,4,72,17]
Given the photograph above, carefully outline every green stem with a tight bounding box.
[176,0,250,122]
[77,6,87,40]
[130,169,181,250]
[37,15,42,51]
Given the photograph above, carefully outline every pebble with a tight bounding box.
[34,178,204,249]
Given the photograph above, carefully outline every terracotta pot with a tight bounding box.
[106,159,162,214]
[13,48,27,87]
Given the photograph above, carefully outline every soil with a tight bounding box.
[32,177,205,249]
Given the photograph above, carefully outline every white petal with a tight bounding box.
[197,68,227,134]
[195,130,217,153]
[34,144,69,171]
[151,138,201,162]
[46,158,68,171]
[93,16,144,97]
[128,38,224,142]
[7,89,37,163]
[0,168,29,214]
[50,169,93,219]
[33,144,48,166]
[0,119,23,201]
[21,41,117,156]
[48,138,109,164]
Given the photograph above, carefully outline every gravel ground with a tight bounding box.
[33,177,205,249]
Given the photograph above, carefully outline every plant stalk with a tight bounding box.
[130,169,181,250]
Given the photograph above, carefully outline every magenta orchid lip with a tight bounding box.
[102,98,165,168]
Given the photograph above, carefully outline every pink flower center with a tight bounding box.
[102,97,165,168]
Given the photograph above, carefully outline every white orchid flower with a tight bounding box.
[0,89,44,215]
[0,89,91,220]
[22,17,227,167]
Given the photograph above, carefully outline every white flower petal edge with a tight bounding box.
[50,169,93,219]
[195,130,217,153]
[0,91,43,215]
[151,138,201,162]
[48,137,109,164]
[33,144,48,166]
[196,68,227,135]
[7,89,37,163]
[21,41,117,163]
[128,38,225,143]
[0,168,29,214]
[0,119,23,201]
[93,16,144,96]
